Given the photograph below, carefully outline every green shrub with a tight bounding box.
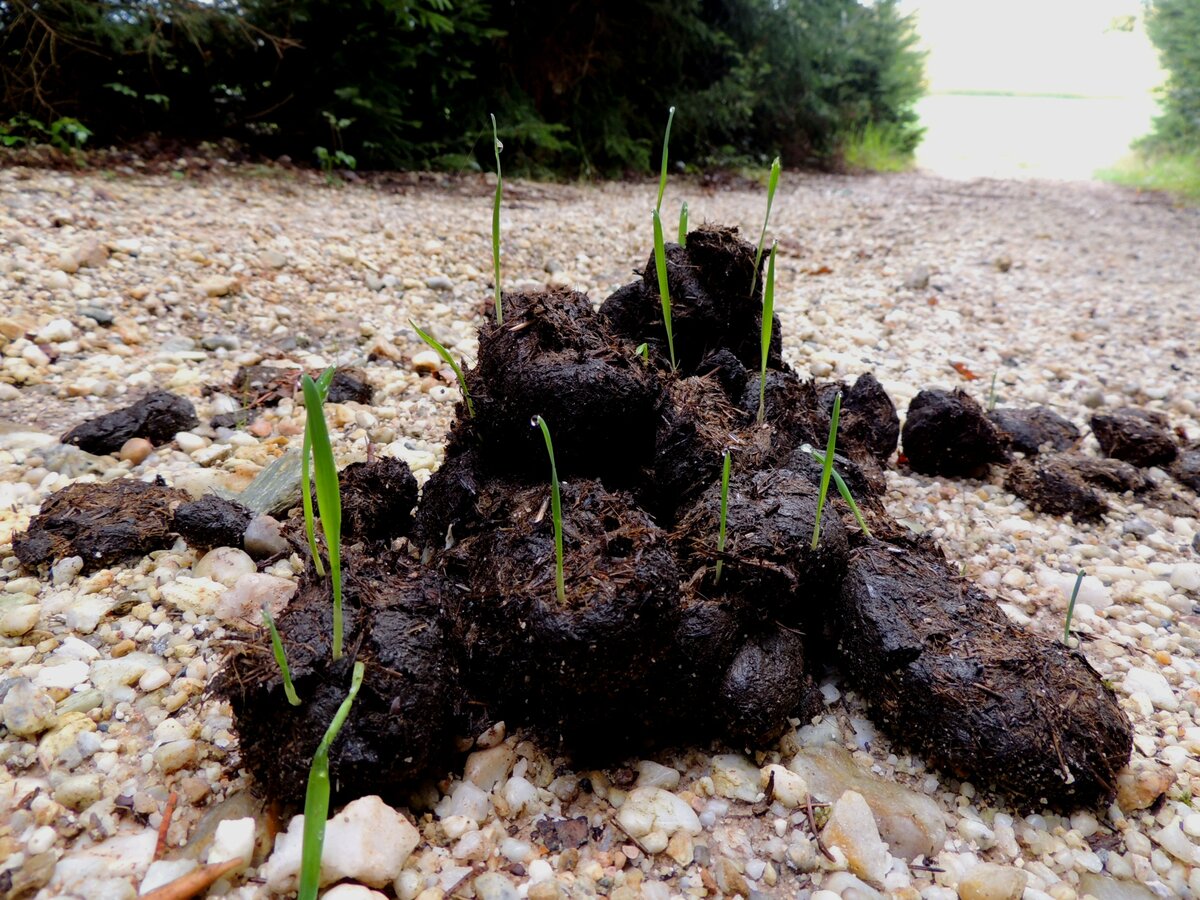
[1142,0,1200,154]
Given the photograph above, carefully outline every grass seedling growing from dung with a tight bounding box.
[652,208,677,370]
[302,372,344,661]
[298,660,364,900]
[714,450,732,585]
[987,372,999,412]
[410,320,475,417]
[263,605,301,706]
[490,113,504,325]
[635,342,649,362]
[806,448,871,538]
[750,156,781,298]
[678,201,688,246]
[301,367,337,577]
[1064,569,1085,645]
[533,415,566,604]
[656,106,675,214]
[757,242,778,424]
[810,391,841,550]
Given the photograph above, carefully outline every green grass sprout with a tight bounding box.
[1064,569,1085,645]
[302,372,344,661]
[635,342,649,361]
[757,242,778,424]
[714,449,732,585]
[656,106,675,214]
[750,156,781,298]
[263,605,301,706]
[410,319,475,417]
[301,367,336,577]
[811,391,841,550]
[678,201,688,246]
[987,372,999,412]
[533,415,566,604]
[652,208,677,370]
[298,660,365,900]
[491,113,503,325]
[806,448,871,538]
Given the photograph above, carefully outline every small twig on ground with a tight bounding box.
[804,794,836,861]
[154,791,179,860]
[139,858,242,900]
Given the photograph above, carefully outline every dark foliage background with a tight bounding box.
[0,0,925,173]
[1142,0,1200,153]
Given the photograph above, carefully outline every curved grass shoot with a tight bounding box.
[810,391,841,550]
[987,372,999,412]
[301,367,337,577]
[757,242,778,424]
[298,660,365,900]
[806,447,870,538]
[302,373,344,661]
[656,106,675,214]
[714,449,732,585]
[533,416,566,604]
[750,156,781,298]
[651,208,677,370]
[1064,569,1085,645]
[678,201,688,246]
[263,605,301,707]
[410,319,475,417]
[635,342,649,362]
[491,113,503,326]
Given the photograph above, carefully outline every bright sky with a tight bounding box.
[898,0,1163,97]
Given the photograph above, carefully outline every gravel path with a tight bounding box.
[1,165,1199,899]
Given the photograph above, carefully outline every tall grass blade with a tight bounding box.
[714,450,731,585]
[656,106,676,214]
[1064,569,1085,644]
[651,208,676,370]
[298,660,365,900]
[534,416,566,604]
[263,605,301,706]
[301,368,336,577]
[750,156,781,298]
[678,201,688,246]
[807,448,871,538]
[491,113,503,325]
[810,392,841,550]
[302,373,344,661]
[757,242,777,424]
[410,320,475,417]
[987,372,998,412]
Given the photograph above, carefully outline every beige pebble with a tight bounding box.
[119,437,154,465]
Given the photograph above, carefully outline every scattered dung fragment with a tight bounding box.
[834,538,1132,810]
[465,289,660,486]
[1172,443,1200,492]
[1091,407,1178,468]
[220,365,373,409]
[599,225,780,374]
[215,549,466,806]
[1005,458,1109,522]
[61,389,199,455]
[172,494,255,551]
[15,477,189,571]
[1058,452,1149,494]
[327,457,418,545]
[818,373,901,462]
[901,388,1009,476]
[988,406,1080,456]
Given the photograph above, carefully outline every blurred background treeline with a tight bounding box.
[0,0,927,174]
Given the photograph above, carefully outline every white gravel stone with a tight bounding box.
[207,817,256,869]
[712,754,762,801]
[1123,666,1179,711]
[215,572,297,624]
[822,789,892,886]
[616,787,702,839]
[264,795,419,891]
[464,742,516,790]
[1,679,57,736]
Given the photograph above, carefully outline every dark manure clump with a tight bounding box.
[214,548,466,806]
[835,539,1133,811]
[1005,458,1110,522]
[61,389,198,455]
[332,457,419,546]
[902,388,1009,476]
[818,373,901,463]
[464,289,661,487]
[988,406,1080,456]
[172,494,255,552]
[15,477,188,571]
[443,479,680,750]
[599,226,780,374]
[1091,407,1179,468]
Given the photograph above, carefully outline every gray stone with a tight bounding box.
[80,306,115,326]
[201,335,240,351]
[1,678,57,736]
[425,275,454,291]
[473,873,520,900]
[160,336,197,352]
[902,266,930,290]
[243,514,290,558]
[36,443,109,477]
[233,449,303,516]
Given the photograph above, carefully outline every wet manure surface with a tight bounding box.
[210,221,1134,815]
[61,389,198,454]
